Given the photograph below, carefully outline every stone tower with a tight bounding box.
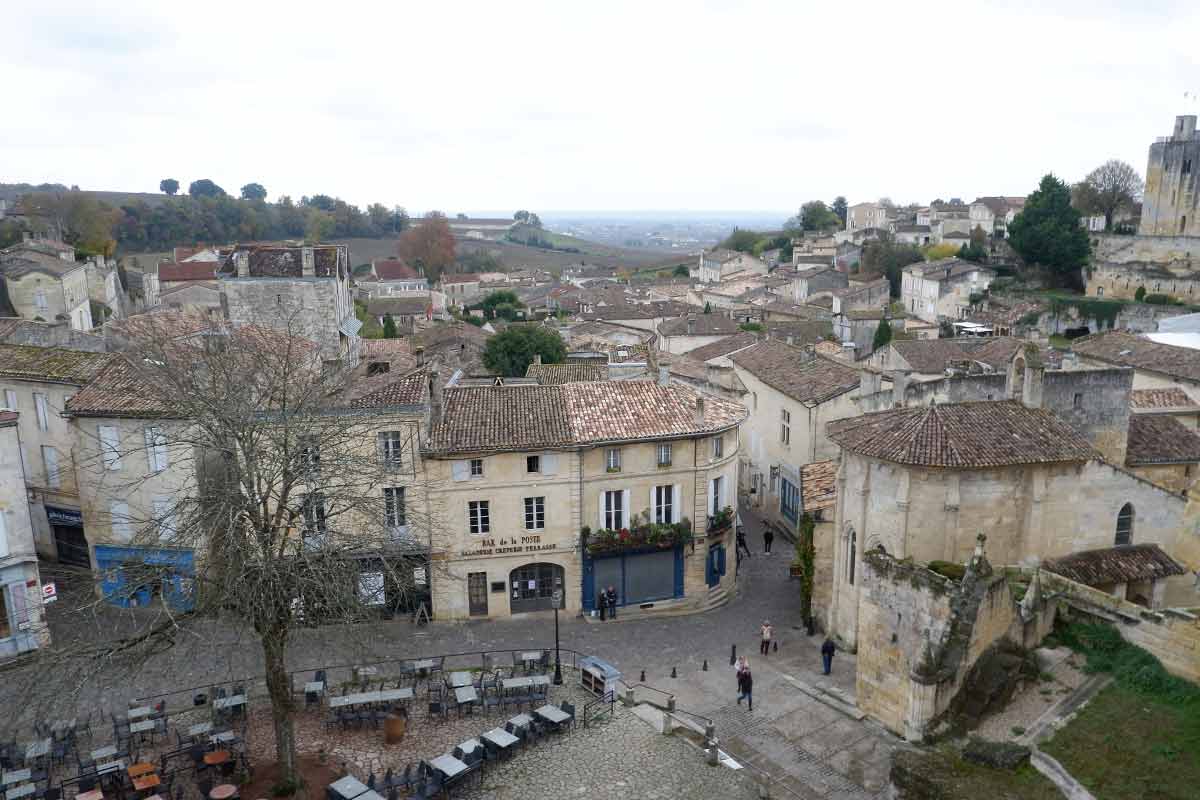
[1140,115,1200,236]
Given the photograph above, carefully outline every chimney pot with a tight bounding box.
[535,353,542,365]
[658,366,669,386]
[234,250,249,277]
[694,395,706,425]
[686,316,695,335]
[301,246,316,276]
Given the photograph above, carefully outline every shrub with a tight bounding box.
[927,560,965,580]
[1134,285,1146,302]
[1144,293,1172,305]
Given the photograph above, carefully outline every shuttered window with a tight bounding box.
[99,425,121,470]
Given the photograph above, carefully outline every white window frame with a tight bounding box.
[605,448,622,472]
[657,443,672,467]
[712,435,723,459]
[42,445,60,489]
[144,426,169,473]
[653,485,676,524]
[34,393,49,432]
[470,458,484,477]
[378,431,405,468]
[99,424,121,470]
[110,501,131,539]
[524,496,545,530]
[384,486,406,528]
[2,390,15,411]
[469,500,490,535]
[34,288,48,311]
[603,490,624,530]
[780,408,791,445]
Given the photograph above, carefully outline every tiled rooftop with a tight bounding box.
[1125,414,1200,464]
[65,356,177,418]
[801,460,837,513]
[729,341,860,406]
[0,344,112,384]
[526,362,607,385]
[658,315,742,336]
[343,367,429,410]
[425,381,747,454]
[685,332,759,362]
[1044,543,1187,586]
[1129,387,1199,411]
[1072,331,1200,382]
[827,400,1097,467]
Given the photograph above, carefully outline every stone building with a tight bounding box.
[901,258,995,323]
[217,243,359,367]
[1141,115,1200,236]
[791,267,846,303]
[846,202,890,233]
[421,379,746,620]
[0,344,113,565]
[825,356,1198,650]
[0,410,51,660]
[0,240,93,331]
[697,249,766,284]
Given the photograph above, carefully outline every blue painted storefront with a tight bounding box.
[705,543,727,587]
[94,545,195,610]
[581,545,684,611]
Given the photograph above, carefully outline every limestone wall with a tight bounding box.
[1092,233,1200,266]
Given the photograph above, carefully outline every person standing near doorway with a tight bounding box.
[763,527,774,554]
[821,638,837,675]
[737,661,753,710]
[736,527,751,560]
[598,588,607,621]
[606,585,618,620]
[759,620,773,656]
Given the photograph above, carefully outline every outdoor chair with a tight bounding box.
[561,701,576,730]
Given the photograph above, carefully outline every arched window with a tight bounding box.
[1115,503,1134,546]
[847,526,857,586]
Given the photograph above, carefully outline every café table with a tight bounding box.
[129,720,156,738]
[507,713,533,729]
[453,686,478,711]
[24,740,50,761]
[427,755,467,781]
[126,707,153,721]
[519,651,543,671]
[132,774,161,794]
[327,775,369,800]
[457,738,482,757]
[127,763,156,780]
[95,761,126,776]
[1,771,30,788]
[377,688,412,703]
[447,671,473,688]
[5,784,35,800]
[76,790,104,800]
[202,751,230,768]
[210,732,239,745]
[212,695,246,711]
[187,722,213,739]
[501,677,531,690]
[208,785,239,800]
[533,704,570,727]
[303,682,324,694]
[481,728,519,756]
[90,746,117,762]
[354,792,384,800]
[529,674,551,687]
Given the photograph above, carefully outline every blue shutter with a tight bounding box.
[717,545,727,576]
[581,552,595,612]
[674,546,685,598]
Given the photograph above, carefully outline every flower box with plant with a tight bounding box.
[706,505,734,535]
[581,515,693,556]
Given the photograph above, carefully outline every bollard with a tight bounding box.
[622,687,636,707]
[671,666,677,678]
[705,723,716,741]
[730,644,737,666]
[773,641,778,653]
[640,670,645,682]
[702,659,708,671]
[706,745,718,766]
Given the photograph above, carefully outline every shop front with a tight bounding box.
[94,545,195,610]
[45,505,90,567]
[0,565,41,659]
[582,546,684,612]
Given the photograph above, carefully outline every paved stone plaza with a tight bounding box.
[5,506,897,799]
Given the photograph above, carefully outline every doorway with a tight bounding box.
[509,563,563,614]
[467,572,488,616]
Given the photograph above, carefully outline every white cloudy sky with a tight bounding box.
[3,0,1198,214]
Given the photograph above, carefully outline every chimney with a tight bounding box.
[686,316,695,335]
[301,246,315,277]
[428,367,443,430]
[234,250,249,277]
[534,353,542,365]
[415,346,425,366]
[890,369,910,407]
[786,335,794,346]
[694,395,706,425]
[658,366,669,386]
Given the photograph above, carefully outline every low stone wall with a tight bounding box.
[1036,568,1200,683]
[1092,232,1200,266]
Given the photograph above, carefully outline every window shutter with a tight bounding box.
[672,484,683,524]
[649,487,657,521]
[718,477,726,511]
[0,512,8,559]
[2,390,15,410]
[598,492,606,529]
[540,453,558,475]
[622,489,631,529]
[34,394,48,430]
[110,501,130,539]
[9,582,29,626]
[451,460,469,481]
[144,427,156,472]
[99,425,121,470]
[43,447,59,489]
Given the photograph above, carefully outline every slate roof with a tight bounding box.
[800,460,837,513]
[1125,414,1200,464]
[425,381,747,454]
[1044,544,1187,586]
[65,356,177,418]
[526,362,607,385]
[826,401,1097,467]
[1072,332,1200,382]
[0,344,112,384]
[729,341,860,406]
[659,315,742,336]
[686,332,759,362]
[1130,387,1199,411]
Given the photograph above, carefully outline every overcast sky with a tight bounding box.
[3,0,1198,214]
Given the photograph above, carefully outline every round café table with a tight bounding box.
[209,785,239,800]
[203,751,231,768]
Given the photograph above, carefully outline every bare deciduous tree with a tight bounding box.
[1075,159,1144,231]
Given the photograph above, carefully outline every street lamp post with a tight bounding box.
[552,588,563,685]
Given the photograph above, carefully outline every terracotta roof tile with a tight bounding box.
[344,368,429,409]
[526,362,607,384]
[686,332,759,362]
[65,357,177,418]
[427,385,573,452]
[827,400,1096,467]
[0,344,112,384]
[729,341,860,406]
[158,262,218,282]
[1125,414,1200,464]
[1130,387,1199,411]
[801,460,837,512]
[1073,332,1200,382]
[1044,543,1187,586]
[658,315,742,336]
[564,381,746,443]
[372,259,419,280]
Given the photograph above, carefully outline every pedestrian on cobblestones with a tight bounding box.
[763,527,774,554]
[606,585,618,619]
[821,638,837,675]
[760,620,773,656]
[736,527,751,559]
[737,662,753,710]
[598,589,607,621]
[735,655,748,688]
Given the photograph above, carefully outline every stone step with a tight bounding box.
[779,674,866,720]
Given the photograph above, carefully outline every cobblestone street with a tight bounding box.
[7,505,896,799]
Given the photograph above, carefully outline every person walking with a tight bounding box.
[759,620,773,656]
[598,589,607,621]
[737,662,753,710]
[763,527,774,554]
[606,585,618,620]
[736,527,751,560]
[821,638,837,675]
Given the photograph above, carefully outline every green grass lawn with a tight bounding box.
[892,746,1061,800]
[1041,683,1200,799]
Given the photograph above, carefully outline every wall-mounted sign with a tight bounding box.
[42,583,57,604]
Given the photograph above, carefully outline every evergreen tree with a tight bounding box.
[1008,174,1091,288]
[382,314,397,338]
[872,317,893,350]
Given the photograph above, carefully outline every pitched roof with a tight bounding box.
[801,460,837,513]
[359,338,412,359]
[1072,332,1200,382]
[886,337,1024,374]
[0,256,79,279]
[526,362,607,385]
[1130,387,1199,411]
[343,367,429,410]
[158,262,218,282]
[65,356,178,418]
[372,259,419,280]
[730,341,860,405]
[903,258,995,281]
[1044,544,1187,586]
[826,401,1097,467]
[0,344,112,384]
[441,273,482,285]
[1125,414,1200,464]
[425,381,747,454]
[686,332,760,362]
[658,315,742,336]
[366,296,430,317]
